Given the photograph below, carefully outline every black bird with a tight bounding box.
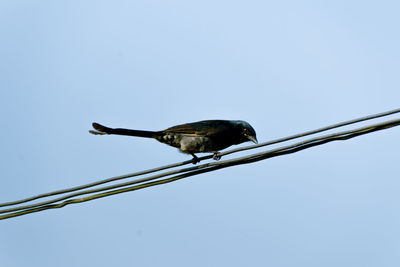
[89,120,257,163]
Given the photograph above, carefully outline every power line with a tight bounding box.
[0,109,399,220]
[1,108,399,208]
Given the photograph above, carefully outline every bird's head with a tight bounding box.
[234,120,258,144]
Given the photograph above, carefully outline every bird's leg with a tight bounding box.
[212,152,222,161]
[190,153,200,164]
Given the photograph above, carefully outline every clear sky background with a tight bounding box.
[1,1,400,266]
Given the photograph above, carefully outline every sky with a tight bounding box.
[1,1,400,266]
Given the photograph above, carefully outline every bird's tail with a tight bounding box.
[89,122,161,138]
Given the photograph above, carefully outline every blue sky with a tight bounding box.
[1,1,400,266]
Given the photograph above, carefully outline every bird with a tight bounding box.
[89,120,257,163]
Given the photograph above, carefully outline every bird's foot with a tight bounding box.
[212,152,222,161]
[191,154,200,164]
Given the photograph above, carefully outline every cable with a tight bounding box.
[1,107,399,208]
[220,107,400,157]
[1,117,399,220]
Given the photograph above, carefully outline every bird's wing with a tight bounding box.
[164,120,230,137]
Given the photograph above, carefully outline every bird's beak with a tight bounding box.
[248,135,258,144]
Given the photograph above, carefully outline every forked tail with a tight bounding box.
[89,122,161,138]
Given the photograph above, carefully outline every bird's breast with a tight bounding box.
[179,136,213,153]
[155,134,213,153]
[156,133,233,154]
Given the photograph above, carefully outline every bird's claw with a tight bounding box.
[213,152,222,161]
[191,154,200,164]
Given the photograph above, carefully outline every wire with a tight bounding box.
[219,107,400,157]
[1,107,399,209]
[1,116,399,220]
[0,159,194,208]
